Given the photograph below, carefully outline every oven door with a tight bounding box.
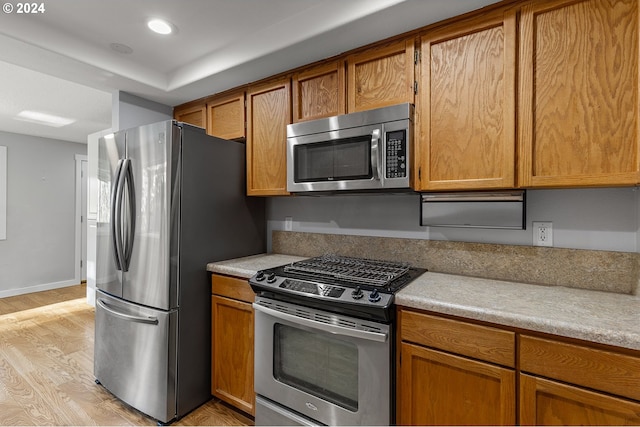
[254,297,392,426]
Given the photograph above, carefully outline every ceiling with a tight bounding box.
[0,0,498,143]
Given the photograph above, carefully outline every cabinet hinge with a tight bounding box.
[414,81,418,95]
[414,50,421,64]
[418,167,421,181]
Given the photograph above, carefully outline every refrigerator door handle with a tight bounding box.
[121,158,136,272]
[97,298,159,325]
[111,159,125,271]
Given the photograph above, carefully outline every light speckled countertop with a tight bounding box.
[208,254,640,352]
[397,272,640,351]
[207,253,305,278]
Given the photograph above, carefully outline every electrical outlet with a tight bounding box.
[284,216,293,231]
[533,221,553,247]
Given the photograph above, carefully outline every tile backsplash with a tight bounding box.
[272,231,639,295]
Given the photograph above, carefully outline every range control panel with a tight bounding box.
[386,130,407,179]
[250,271,394,307]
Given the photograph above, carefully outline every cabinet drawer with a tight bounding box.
[520,335,640,402]
[211,274,255,303]
[400,309,515,367]
[520,373,640,425]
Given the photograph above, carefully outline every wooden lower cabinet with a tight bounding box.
[211,274,255,415]
[398,309,516,425]
[398,342,515,425]
[520,374,640,425]
[397,309,640,426]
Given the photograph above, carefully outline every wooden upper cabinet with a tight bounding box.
[207,91,245,140]
[246,77,291,196]
[518,0,640,187]
[417,8,517,191]
[174,103,206,128]
[347,39,415,113]
[292,61,345,123]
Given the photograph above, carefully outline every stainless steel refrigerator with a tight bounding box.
[94,120,265,423]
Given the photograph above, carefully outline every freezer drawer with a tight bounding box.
[94,290,178,423]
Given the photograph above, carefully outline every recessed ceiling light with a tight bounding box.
[147,18,174,35]
[15,110,76,127]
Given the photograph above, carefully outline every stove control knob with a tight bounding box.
[255,271,266,281]
[267,272,277,283]
[351,286,364,300]
[368,288,381,303]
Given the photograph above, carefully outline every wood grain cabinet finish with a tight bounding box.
[246,77,291,196]
[397,309,516,425]
[416,8,516,191]
[518,0,640,187]
[292,61,345,123]
[520,335,640,402]
[211,274,255,416]
[398,342,516,426]
[347,39,415,113]
[400,309,515,367]
[207,91,246,140]
[397,309,640,426]
[174,103,206,128]
[520,374,640,426]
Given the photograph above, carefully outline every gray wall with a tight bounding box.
[267,187,640,253]
[0,131,86,296]
[112,91,172,131]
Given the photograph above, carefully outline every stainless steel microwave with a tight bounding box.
[286,103,414,193]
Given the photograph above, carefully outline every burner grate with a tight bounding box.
[284,254,410,287]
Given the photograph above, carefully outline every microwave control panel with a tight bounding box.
[385,130,407,179]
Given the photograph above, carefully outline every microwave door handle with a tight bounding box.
[253,302,388,343]
[371,129,381,180]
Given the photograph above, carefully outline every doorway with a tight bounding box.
[75,154,88,284]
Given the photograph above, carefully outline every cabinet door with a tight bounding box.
[207,91,245,140]
[211,295,254,415]
[520,374,640,425]
[417,8,516,191]
[347,39,415,112]
[246,77,291,196]
[518,0,639,187]
[397,342,515,426]
[292,61,345,123]
[174,103,206,128]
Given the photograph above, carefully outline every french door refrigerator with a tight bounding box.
[94,120,265,423]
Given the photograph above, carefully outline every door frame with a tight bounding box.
[74,154,88,285]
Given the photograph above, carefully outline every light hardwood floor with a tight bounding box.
[0,285,253,426]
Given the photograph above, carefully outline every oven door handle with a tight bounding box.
[253,302,388,343]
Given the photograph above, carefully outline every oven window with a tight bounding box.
[294,135,371,182]
[273,324,358,412]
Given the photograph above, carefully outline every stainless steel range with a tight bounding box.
[249,255,425,426]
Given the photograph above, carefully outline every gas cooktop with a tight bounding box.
[249,255,426,322]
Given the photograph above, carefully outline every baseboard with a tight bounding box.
[0,279,80,298]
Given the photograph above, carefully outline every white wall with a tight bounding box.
[267,187,640,253]
[0,131,87,297]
